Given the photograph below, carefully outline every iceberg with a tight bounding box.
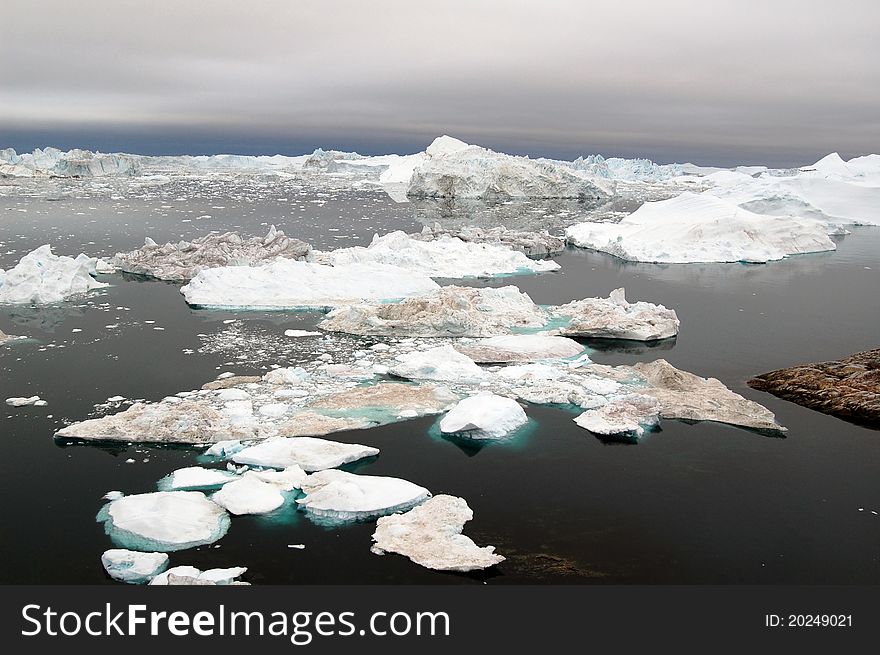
[416,224,566,258]
[231,436,380,472]
[211,476,286,515]
[0,147,139,177]
[573,394,660,438]
[180,260,439,309]
[371,495,504,571]
[96,491,231,552]
[297,470,430,522]
[101,549,169,584]
[6,395,45,407]
[318,285,548,337]
[389,345,486,382]
[565,192,837,263]
[634,359,785,432]
[551,288,679,341]
[455,334,585,363]
[322,230,559,278]
[439,393,528,439]
[407,136,612,201]
[111,226,311,281]
[156,466,239,491]
[301,382,459,421]
[0,245,108,304]
[149,566,248,586]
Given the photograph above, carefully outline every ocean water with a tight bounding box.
[1,183,879,584]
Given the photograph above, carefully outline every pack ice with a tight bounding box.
[111,226,311,281]
[565,192,836,263]
[0,245,108,304]
[180,259,439,309]
[371,495,504,571]
[96,491,231,552]
[297,470,430,522]
[439,393,528,439]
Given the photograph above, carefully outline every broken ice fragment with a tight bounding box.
[101,549,169,584]
[439,393,528,440]
[297,470,430,523]
[231,436,379,472]
[156,466,239,491]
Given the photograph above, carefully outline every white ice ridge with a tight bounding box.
[149,566,248,586]
[101,549,169,584]
[439,393,528,440]
[321,230,559,278]
[111,226,311,281]
[297,470,431,522]
[371,495,505,571]
[231,436,380,472]
[406,136,613,201]
[96,491,231,552]
[180,260,439,309]
[0,245,108,304]
[565,192,837,263]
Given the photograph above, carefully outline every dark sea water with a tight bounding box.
[1,187,878,584]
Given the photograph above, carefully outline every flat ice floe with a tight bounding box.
[111,226,311,281]
[231,436,379,472]
[455,334,585,363]
[634,359,785,432]
[149,565,248,586]
[407,136,612,201]
[565,192,836,263]
[180,259,439,309]
[439,393,528,439]
[0,245,108,304]
[371,495,505,571]
[321,230,559,278]
[6,395,46,407]
[297,470,430,522]
[96,491,231,552]
[101,549,169,584]
[390,345,487,382]
[157,466,239,491]
[550,288,679,341]
[319,285,548,337]
[211,477,286,515]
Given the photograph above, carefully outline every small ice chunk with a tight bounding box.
[390,345,485,382]
[101,549,169,584]
[439,392,528,439]
[6,395,43,406]
[157,466,238,491]
[298,469,430,522]
[284,329,321,337]
[149,565,247,586]
[212,477,285,515]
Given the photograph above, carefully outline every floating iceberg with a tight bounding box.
[573,394,660,438]
[157,466,239,491]
[322,231,559,278]
[319,285,548,337]
[149,565,248,586]
[101,549,169,584]
[371,495,504,571]
[0,147,139,177]
[211,477,286,515]
[439,393,528,439]
[231,436,379,472]
[455,334,585,363]
[0,245,108,304]
[407,136,612,201]
[551,288,679,341]
[570,153,687,182]
[303,382,459,421]
[634,359,785,432]
[6,395,45,407]
[180,260,439,309]
[565,192,836,263]
[96,491,231,552]
[748,349,879,427]
[111,226,311,281]
[297,470,430,522]
[416,224,566,258]
[390,345,486,382]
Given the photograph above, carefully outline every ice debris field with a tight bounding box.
[2,135,878,584]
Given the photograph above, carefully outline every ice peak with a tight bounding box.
[425,135,471,158]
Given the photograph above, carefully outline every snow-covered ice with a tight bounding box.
[390,345,486,382]
[371,495,504,571]
[439,393,528,439]
[297,469,430,522]
[211,476,286,515]
[231,436,380,472]
[96,491,231,552]
[101,549,169,584]
[156,466,239,491]
[0,245,108,304]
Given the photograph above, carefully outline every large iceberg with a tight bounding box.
[455,334,585,363]
[551,288,679,341]
[565,192,836,263]
[371,495,505,571]
[101,549,169,584]
[0,147,139,177]
[231,436,380,472]
[321,230,559,278]
[111,226,311,281]
[297,470,430,522]
[180,260,439,309]
[0,245,108,304]
[439,393,528,440]
[318,285,548,337]
[96,491,231,552]
[407,136,612,201]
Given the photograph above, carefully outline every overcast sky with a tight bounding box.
[2,0,878,166]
